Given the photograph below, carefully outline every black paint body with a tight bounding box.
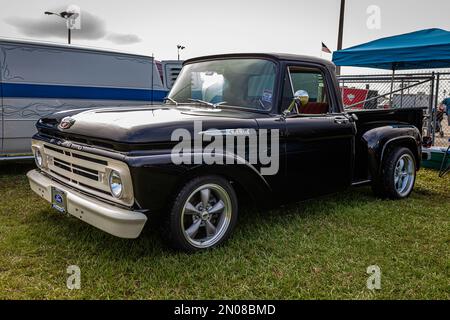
[34,53,423,213]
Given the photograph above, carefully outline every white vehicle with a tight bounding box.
[392,93,430,109]
[0,38,182,159]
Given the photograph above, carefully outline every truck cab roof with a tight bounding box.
[184,52,337,70]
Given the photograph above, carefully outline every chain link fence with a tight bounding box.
[433,73,450,148]
[338,72,450,147]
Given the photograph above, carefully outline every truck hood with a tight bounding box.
[38,105,262,146]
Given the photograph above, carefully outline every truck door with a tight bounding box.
[282,65,355,199]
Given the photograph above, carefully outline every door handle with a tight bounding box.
[334,117,349,124]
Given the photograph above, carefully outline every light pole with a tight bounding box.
[44,11,75,44]
[177,45,185,60]
[336,0,346,75]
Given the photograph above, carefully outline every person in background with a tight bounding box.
[443,97,450,127]
[436,103,445,137]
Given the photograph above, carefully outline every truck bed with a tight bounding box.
[352,107,424,132]
[351,108,424,181]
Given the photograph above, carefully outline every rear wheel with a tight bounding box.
[372,147,416,199]
[165,176,238,252]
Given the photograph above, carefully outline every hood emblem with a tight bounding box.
[59,117,76,130]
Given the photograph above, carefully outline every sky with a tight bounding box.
[0,0,449,73]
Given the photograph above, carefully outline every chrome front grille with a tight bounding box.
[54,157,99,181]
[33,140,134,207]
[43,144,111,196]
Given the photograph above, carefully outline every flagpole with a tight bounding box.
[336,0,346,75]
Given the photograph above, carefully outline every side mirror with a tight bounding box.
[294,90,309,107]
[283,90,309,117]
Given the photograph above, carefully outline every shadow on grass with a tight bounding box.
[30,207,167,259]
[240,185,375,219]
[12,161,442,259]
[0,161,35,176]
[6,159,436,260]
[29,185,378,260]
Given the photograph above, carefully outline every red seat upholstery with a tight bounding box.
[298,102,329,114]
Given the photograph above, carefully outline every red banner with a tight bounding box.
[341,87,369,109]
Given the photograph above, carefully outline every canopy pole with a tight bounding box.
[336,0,346,75]
[389,66,396,107]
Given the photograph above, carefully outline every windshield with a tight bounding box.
[168,59,277,111]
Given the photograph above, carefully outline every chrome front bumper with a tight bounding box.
[27,170,147,239]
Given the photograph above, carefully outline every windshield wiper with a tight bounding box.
[187,98,228,108]
[163,97,179,106]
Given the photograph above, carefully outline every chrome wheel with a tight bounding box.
[394,154,415,196]
[181,183,232,249]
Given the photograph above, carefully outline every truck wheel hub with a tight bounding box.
[201,211,210,220]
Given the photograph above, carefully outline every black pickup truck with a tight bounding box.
[28,53,423,252]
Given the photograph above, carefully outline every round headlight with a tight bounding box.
[109,170,123,198]
[35,149,43,167]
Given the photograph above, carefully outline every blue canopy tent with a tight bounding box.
[333,28,450,110]
[332,28,450,70]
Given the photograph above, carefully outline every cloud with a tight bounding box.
[5,7,141,45]
[106,33,142,45]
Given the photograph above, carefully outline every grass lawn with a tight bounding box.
[0,162,449,300]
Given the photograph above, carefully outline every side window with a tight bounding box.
[282,67,330,115]
[247,74,275,109]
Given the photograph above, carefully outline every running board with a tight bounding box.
[0,155,34,161]
[351,179,371,186]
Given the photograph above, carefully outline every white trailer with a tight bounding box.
[0,38,182,158]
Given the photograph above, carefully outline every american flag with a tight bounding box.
[321,42,332,54]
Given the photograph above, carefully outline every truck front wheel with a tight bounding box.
[165,175,238,252]
[372,147,416,199]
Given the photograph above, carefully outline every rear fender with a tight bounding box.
[362,125,422,178]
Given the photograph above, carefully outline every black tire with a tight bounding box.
[164,175,238,253]
[372,147,416,199]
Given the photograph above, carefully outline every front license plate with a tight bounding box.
[51,187,67,213]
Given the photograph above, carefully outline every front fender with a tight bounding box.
[126,152,272,213]
[362,125,422,177]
